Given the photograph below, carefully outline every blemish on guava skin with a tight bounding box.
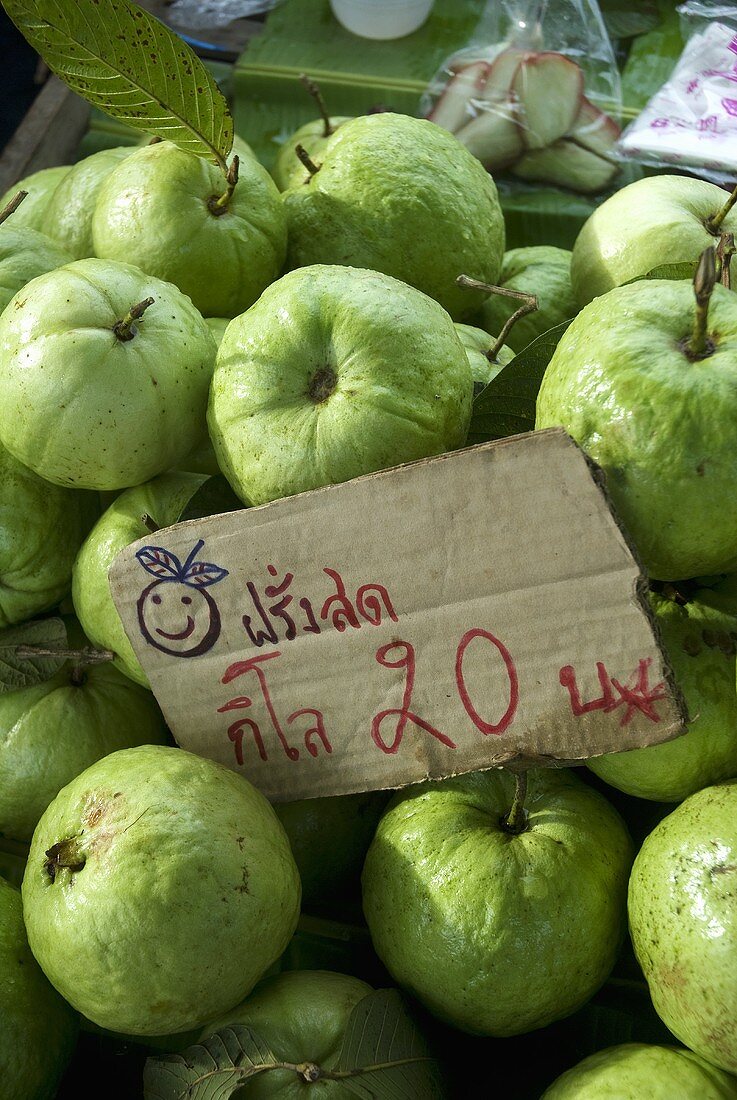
[235,865,250,894]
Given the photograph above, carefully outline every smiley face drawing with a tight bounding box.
[135,539,229,658]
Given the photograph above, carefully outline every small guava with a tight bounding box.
[22,745,301,1035]
[0,876,78,1099]
[455,322,513,388]
[272,115,352,191]
[72,470,212,687]
[0,618,167,842]
[541,1043,737,1099]
[199,970,373,1099]
[43,145,136,258]
[0,442,98,626]
[472,246,577,352]
[92,141,287,317]
[588,590,737,801]
[0,164,70,231]
[0,258,216,490]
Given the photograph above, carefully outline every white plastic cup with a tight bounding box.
[330,0,435,40]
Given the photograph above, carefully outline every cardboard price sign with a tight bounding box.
[109,429,686,802]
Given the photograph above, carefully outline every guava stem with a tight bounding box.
[299,72,333,137]
[44,837,86,883]
[687,246,717,360]
[716,232,735,290]
[0,836,29,859]
[15,645,115,665]
[113,297,155,342]
[208,155,239,216]
[455,274,538,362]
[295,143,321,177]
[502,771,529,834]
[141,513,161,534]
[0,189,27,225]
[148,135,163,144]
[707,182,737,233]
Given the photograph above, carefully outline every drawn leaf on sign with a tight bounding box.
[136,546,183,581]
[183,560,229,588]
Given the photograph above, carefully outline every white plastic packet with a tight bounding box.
[421,0,623,195]
[620,12,737,182]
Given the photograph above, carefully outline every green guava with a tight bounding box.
[0,165,70,231]
[0,876,78,1099]
[571,175,737,307]
[629,781,737,1073]
[472,246,577,352]
[275,792,390,909]
[541,1043,737,1098]
[588,591,737,801]
[455,322,513,388]
[362,767,632,1036]
[0,619,167,842]
[178,317,230,476]
[272,116,352,191]
[536,279,737,580]
[0,222,72,314]
[92,141,287,318]
[283,113,505,320]
[43,146,135,258]
[208,265,472,506]
[0,257,216,490]
[72,470,211,687]
[200,969,373,1098]
[0,443,98,626]
[22,744,301,1035]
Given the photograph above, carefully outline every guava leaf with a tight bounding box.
[178,476,242,524]
[143,1025,280,1100]
[1,0,233,167]
[641,262,695,281]
[0,617,68,693]
[467,321,572,446]
[334,989,447,1099]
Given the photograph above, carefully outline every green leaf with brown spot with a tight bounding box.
[1,0,233,168]
[0,617,68,693]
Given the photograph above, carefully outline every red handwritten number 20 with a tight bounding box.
[371,629,519,756]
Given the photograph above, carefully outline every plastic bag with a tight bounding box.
[168,0,282,31]
[619,6,737,183]
[421,0,623,196]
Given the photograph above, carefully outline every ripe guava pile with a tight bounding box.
[1,9,737,1099]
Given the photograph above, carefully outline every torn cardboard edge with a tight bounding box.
[109,428,689,803]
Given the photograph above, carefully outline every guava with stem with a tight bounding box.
[22,744,301,1035]
[283,113,505,320]
[0,189,73,313]
[0,164,70,231]
[0,257,216,490]
[0,618,167,842]
[199,970,373,1098]
[536,247,737,580]
[92,140,287,318]
[588,589,737,802]
[362,767,632,1036]
[571,176,737,306]
[472,246,577,352]
[271,75,351,192]
[208,265,472,507]
[0,876,78,1100]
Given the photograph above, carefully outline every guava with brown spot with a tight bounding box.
[21,745,301,1035]
[629,781,737,1073]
